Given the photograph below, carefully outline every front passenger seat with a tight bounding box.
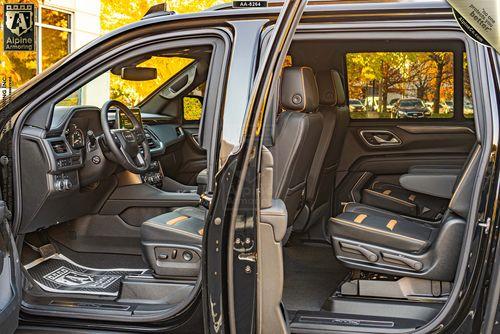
[296,69,349,231]
[270,66,323,229]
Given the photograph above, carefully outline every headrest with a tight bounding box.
[331,70,346,106]
[280,67,319,113]
[315,70,346,107]
[316,70,337,106]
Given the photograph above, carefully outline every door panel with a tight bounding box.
[335,121,475,214]
[0,203,20,334]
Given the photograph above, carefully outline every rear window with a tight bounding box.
[346,51,455,120]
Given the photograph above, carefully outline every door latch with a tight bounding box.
[238,252,257,262]
[478,217,491,234]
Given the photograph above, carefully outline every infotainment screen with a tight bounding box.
[118,108,142,129]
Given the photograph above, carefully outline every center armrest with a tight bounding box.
[100,183,200,215]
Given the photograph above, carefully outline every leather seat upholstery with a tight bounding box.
[330,203,433,253]
[141,207,205,245]
[363,181,449,220]
[270,66,323,226]
[297,69,349,230]
[328,144,481,280]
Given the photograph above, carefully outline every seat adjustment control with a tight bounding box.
[340,242,378,262]
[382,252,423,271]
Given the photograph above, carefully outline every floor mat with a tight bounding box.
[25,254,147,296]
[283,241,349,311]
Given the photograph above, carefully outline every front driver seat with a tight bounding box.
[270,66,323,229]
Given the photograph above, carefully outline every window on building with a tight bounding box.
[39,7,72,71]
[346,51,455,120]
[0,6,73,89]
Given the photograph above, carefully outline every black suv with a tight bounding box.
[1,1,499,334]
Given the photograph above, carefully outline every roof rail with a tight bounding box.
[142,3,176,19]
[207,0,284,11]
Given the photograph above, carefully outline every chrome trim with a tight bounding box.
[360,130,402,147]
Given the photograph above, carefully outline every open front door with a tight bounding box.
[0,202,21,334]
[203,0,307,333]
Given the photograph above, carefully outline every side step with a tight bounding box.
[290,298,442,333]
[291,311,422,333]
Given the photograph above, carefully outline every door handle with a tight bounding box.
[360,130,402,147]
[373,135,400,145]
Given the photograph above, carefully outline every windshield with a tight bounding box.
[399,100,424,108]
[349,99,362,105]
[57,56,194,108]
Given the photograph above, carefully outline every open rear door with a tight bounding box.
[203,0,307,333]
[0,201,21,334]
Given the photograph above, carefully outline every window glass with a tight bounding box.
[463,53,474,119]
[346,51,454,119]
[183,83,206,121]
[57,56,194,108]
[41,8,71,28]
[41,27,70,70]
[109,56,193,106]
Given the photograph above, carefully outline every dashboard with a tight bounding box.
[45,106,185,187]
[19,104,191,234]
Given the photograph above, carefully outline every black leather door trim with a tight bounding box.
[397,125,475,134]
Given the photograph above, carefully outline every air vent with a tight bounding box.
[51,141,68,154]
[144,129,158,149]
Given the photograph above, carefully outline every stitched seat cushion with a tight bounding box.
[141,207,205,246]
[364,181,448,220]
[328,203,433,253]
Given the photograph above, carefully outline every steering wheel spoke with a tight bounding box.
[100,100,151,174]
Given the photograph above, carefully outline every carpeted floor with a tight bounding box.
[283,239,349,311]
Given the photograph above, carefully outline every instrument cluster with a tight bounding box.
[65,123,85,150]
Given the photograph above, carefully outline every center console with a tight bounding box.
[142,159,164,188]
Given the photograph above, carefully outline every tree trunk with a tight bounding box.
[382,88,388,113]
[433,62,444,114]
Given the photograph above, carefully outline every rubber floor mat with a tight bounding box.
[25,254,147,296]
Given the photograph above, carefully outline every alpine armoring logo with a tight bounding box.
[3,3,35,51]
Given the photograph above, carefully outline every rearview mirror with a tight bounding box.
[121,66,157,81]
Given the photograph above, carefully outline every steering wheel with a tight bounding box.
[100,100,151,173]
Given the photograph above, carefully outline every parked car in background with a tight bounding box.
[348,98,365,112]
[464,100,474,117]
[395,98,427,118]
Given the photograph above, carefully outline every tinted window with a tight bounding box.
[346,51,455,119]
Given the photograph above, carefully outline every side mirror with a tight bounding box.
[183,96,203,121]
[121,66,157,81]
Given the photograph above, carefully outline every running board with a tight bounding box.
[291,310,423,333]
